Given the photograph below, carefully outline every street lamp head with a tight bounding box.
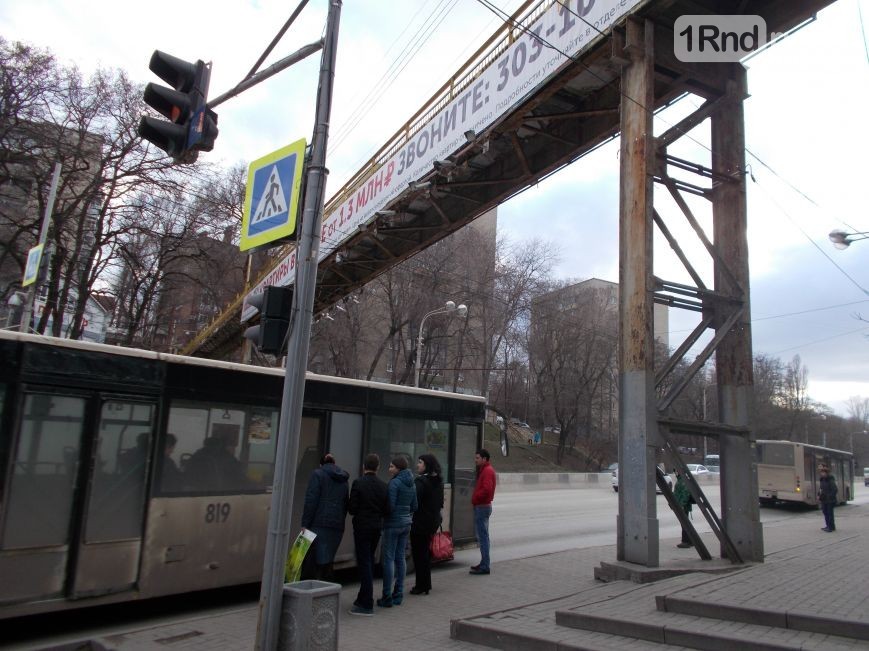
[829,229,869,250]
[444,300,456,312]
[457,303,468,318]
[829,229,851,250]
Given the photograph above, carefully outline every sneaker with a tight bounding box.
[470,564,480,571]
[677,542,692,548]
[821,527,832,532]
[349,605,374,616]
[376,595,393,608]
[469,567,490,575]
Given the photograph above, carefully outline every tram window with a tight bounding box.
[368,416,450,483]
[2,393,85,549]
[84,401,155,542]
[163,401,279,494]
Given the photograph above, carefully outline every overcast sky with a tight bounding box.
[2,0,867,418]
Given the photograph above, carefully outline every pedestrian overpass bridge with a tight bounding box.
[181,0,836,568]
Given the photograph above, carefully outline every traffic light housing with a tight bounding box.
[138,50,218,164]
[244,285,293,355]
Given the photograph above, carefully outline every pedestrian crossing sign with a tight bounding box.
[22,244,44,287]
[240,138,306,251]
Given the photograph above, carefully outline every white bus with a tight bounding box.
[756,440,854,507]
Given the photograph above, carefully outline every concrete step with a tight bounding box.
[556,591,868,651]
[594,558,746,583]
[658,594,869,642]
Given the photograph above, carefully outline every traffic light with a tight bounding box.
[244,285,293,355]
[138,50,219,164]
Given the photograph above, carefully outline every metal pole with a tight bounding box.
[414,320,425,388]
[712,65,763,562]
[616,17,659,567]
[20,161,62,333]
[254,1,341,649]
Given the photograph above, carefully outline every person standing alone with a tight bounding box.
[470,448,496,575]
[348,453,389,616]
[818,464,838,532]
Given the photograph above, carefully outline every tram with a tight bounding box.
[0,331,485,619]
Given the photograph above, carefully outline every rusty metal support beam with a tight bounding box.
[661,176,743,295]
[712,65,763,562]
[617,17,659,567]
[656,95,726,150]
[525,106,619,122]
[509,132,532,177]
[653,209,706,290]
[658,305,744,412]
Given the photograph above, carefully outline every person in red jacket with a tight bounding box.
[470,448,496,575]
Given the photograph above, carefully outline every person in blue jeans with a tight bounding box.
[378,456,417,607]
[470,448,496,575]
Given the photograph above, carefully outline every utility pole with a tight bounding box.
[254,1,341,649]
[20,162,62,333]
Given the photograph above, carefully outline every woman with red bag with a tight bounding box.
[409,454,444,595]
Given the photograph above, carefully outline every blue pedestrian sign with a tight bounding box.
[240,138,306,251]
[22,244,44,287]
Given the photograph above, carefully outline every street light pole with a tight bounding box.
[414,300,467,388]
[849,430,868,453]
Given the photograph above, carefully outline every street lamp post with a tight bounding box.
[829,229,869,250]
[849,429,868,453]
[414,300,467,388]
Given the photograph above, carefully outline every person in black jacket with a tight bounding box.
[301,453,350,581]
[410,453,444,596]
[347,453,389,616]
[818,464,838,532]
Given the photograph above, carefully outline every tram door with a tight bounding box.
[451,423,479,542]
[0,391,89,605]
[71,398,156,597]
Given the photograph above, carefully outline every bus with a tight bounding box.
[756,440,854,507]
[0,331,485,619]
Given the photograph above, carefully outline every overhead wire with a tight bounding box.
[328,0,460,157]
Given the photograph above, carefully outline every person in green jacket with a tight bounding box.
[674,471,695,549]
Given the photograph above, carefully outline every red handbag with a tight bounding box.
[429,527,454,564]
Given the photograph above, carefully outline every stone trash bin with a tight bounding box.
[279,580,341,650]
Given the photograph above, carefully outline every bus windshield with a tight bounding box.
[704,454,720,472]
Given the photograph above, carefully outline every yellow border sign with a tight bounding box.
[240,138,306,251]
[22,244,44,287]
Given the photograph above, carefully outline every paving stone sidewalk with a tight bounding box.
[11,500,869,650]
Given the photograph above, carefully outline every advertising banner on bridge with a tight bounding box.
[243,0,643,319]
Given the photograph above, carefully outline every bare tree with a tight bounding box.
[846,396,869,431]
[528,281,618,465]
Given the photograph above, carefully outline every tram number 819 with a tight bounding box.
[205,503,231,524]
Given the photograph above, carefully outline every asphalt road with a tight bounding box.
[7,482,868,650]
[452,482,869,567]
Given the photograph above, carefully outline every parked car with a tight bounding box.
[611,464,673,493]
[686,463,710,475]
